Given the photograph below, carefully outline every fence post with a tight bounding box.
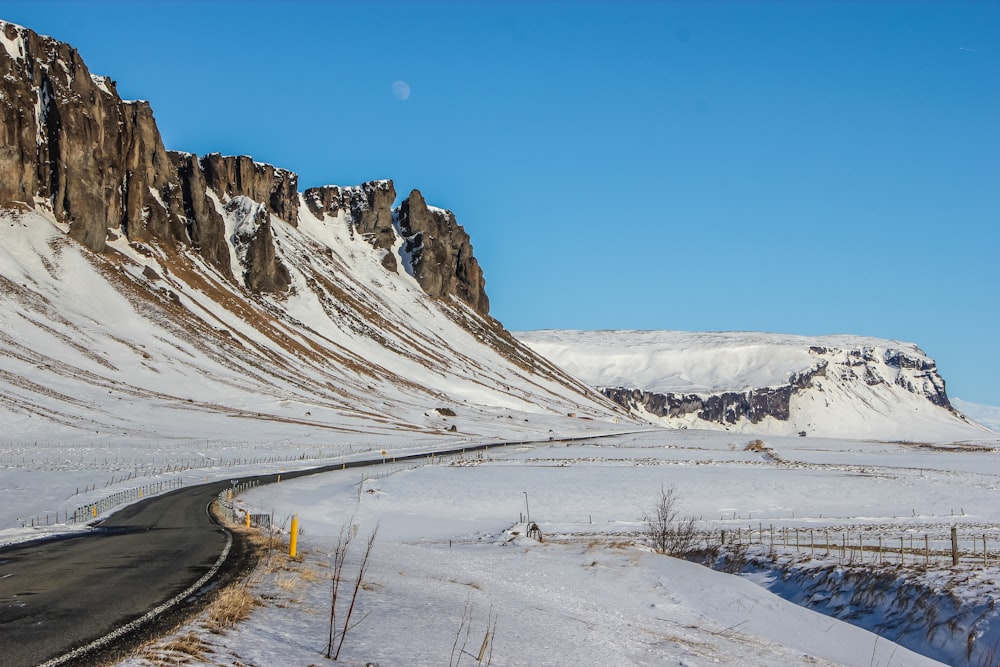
[950,527,959,566]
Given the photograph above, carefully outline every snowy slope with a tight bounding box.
[0,205,626,449]
[515,330,990,441]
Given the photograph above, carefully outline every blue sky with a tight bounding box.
[4,1,999,405]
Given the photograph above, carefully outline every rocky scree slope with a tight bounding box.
[0,20,626,442]
[516,330,992,441]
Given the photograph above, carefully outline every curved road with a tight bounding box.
[0,480,233,667]
[0,433,635,666]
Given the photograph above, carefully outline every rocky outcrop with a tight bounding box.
[168,152,231,275]
[603,365,824,425]
[201,153,299,225]
[227,197,290,292]
[0,22,169,251]
[884,349,949,408]
[0,21,291,290]
[303,181,398,270]
[396,189,489,315]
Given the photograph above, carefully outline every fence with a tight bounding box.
[68,478,186,524]
[214,480,270,529]
[359,448,496,487]
[712,524,998,569]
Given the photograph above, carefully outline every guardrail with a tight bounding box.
[65,479,186,525]
[214,480,270,529]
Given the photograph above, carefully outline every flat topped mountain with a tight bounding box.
[516,330,993,441]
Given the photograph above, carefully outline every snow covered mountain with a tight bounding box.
[515,330,993,441]
[0,20,626,445]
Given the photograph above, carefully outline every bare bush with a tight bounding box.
[327,521,379,661]
[642,485,699,556]
[449,596,498,666]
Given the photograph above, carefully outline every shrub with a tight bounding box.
[642,485,699,556]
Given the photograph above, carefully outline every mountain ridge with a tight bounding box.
[0,19,627,443]
[0,20,488,314]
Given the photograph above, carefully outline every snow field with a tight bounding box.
[141,429,1000,666]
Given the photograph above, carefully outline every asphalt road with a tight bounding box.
[0,448,484,666]
[0,480,233,667]
[0,432,635,666]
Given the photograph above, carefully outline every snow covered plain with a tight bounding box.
[118,428,1000,667]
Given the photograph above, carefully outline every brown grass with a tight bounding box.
[134,631,212,665]
[203,583,260,634]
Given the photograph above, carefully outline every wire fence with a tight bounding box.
[359,447,498,487]
[12,478,187,528]
[710,524,999,569]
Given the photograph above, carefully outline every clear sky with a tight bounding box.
[4,1,999,405]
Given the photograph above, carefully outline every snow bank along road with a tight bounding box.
[0,435,621,666]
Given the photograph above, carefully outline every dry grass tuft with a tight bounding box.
[276,572,301,591]
[135,631,212,665]
[203,584,260,634]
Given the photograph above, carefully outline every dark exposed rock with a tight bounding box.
[305,182,396,240]
[602,341,956,426]
[396,189,489,315]
[0,22,239,279]
[226,198,290,293]
[169,152,231,276]
[303,181,398,272]
[601,363,826,425]
[201,153,299,225]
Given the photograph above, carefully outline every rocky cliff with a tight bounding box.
[602,363,824,427]
[0,20,488,310]
[303,180,399,272]
[397,189,489,315]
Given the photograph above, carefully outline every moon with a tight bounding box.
[391,80,411,101]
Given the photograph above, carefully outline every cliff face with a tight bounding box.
[303,180,398,271]
[1,22,170,251]
[396,189,489,316]
[201,153,299,226]
[602,364,825,427]
[0,21,257,282]
[0,20,491,311]
[599,343,958,435]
